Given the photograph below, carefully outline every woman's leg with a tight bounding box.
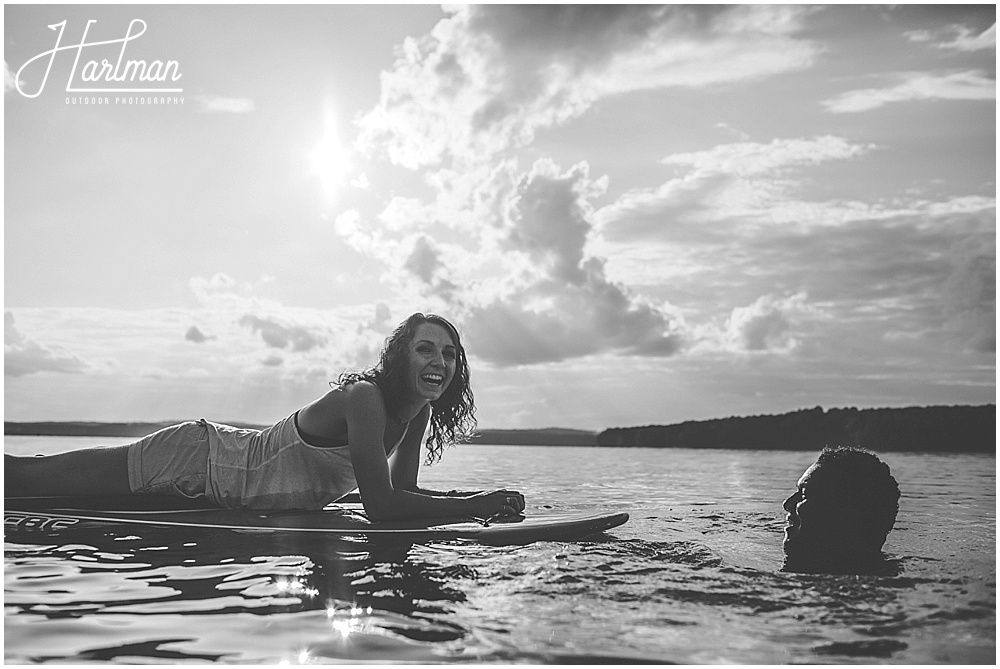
[5,445,131,497]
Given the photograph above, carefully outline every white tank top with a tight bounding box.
[202,412,409,510]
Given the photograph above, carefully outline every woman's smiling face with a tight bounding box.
[407,322,457,402]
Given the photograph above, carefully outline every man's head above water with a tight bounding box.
[782,447,900,574]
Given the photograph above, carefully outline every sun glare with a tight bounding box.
[309,105,352,203]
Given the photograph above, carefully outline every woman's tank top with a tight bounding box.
[202,412,409,510]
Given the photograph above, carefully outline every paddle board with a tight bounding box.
[4,495,629,545]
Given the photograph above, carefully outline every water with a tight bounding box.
[4,437,996,664]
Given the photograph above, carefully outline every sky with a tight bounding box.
[4,4,996,431]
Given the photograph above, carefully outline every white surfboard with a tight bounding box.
[5,495,629,545]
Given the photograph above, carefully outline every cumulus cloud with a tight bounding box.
[823,70,995,113]
[465,279,684,366]
[349,7,999,374]
[341,6,839,368]
[332,207,464,306]
[462,161,684,366]
[5,311,86,376]
[722,293,814,353]
[358,5,819,169]
[238,314,325,352]
[196,94,255,113]
[334,158,687,366]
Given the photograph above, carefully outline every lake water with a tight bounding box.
[4,437,995,664]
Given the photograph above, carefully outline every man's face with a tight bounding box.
[783,463,821,549]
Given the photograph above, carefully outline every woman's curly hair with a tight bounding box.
[335,313,477,464]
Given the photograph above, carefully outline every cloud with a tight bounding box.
[823,70,995,113]
[336,153,693,367]
[660,135,870,177]
[939,23,997,51]
[261,354,284,367]
[370,303,393,332]
[185,326,212,343]
[465,281,684,366]
[596,135,875,240]
[357,5,820,169]
[189,272,237,298]
[721,293,814,353]
[906,22,996,52]
[196,94,255,113]
[941,237,996,353]
[404,235,441,283]
[598,192,994,364]
[461,161,684,366]
[344,6,831,369]
[186,272,386,369]
[5,312,86,376]
[345,5,992,381]
[1,305,410,423]
[238,314,325,352]
[403,236,460,300]
[188,273,280,314]
[714,122,750,141]
[502,164,594,285]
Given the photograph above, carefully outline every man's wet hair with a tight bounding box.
[813,446,900,549]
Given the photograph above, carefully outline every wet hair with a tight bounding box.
[813,446,900,549]
[336,313,477,464]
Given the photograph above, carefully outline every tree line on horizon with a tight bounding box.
[596,404,995,453]
[4,404,994,453]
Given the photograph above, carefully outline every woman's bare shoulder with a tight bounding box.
[298,382,382,433]
[307,382,378,410]
[341,381,386,412]
[341,380,378,398]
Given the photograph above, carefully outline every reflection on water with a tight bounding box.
[7,525,675,663]
[6,527,469,663]
[5,443,996,664]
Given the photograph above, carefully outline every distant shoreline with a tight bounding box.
[598,404,995,454]
[4,404,994,453]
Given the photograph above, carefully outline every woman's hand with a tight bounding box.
[465,489,525,518]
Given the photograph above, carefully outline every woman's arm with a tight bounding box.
[345,383,522,521]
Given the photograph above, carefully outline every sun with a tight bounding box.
[308,106,352,203]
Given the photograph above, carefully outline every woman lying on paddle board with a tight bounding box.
[6,313,526,521]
